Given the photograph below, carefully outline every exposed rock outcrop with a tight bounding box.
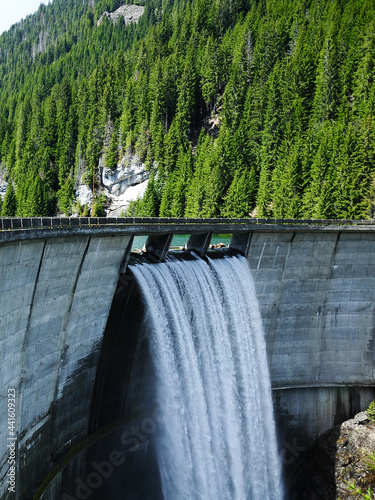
[97,5,145,27]
[74,152,151,216]
[75,184,93,208]
[0,166,8,200]
[292,410,375,499]
[101,151,151,216]
[335,412,375,499]
[101,152,150,197]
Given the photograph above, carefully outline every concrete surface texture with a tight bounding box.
[0,225,375,499]
[0,234,131,499]
[248,231,375,464]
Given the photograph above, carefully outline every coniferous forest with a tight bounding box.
[0,0,374,218]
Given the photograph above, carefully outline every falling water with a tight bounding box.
[130,253,283,500]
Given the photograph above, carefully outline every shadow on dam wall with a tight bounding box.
[36,265,163,500]
[1,223,375,499]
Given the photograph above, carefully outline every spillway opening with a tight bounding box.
[131,233,234,254]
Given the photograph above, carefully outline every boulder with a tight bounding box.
[292,410,375,499]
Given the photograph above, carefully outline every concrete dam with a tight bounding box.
[1,217,375,499]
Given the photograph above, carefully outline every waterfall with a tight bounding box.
[130,253,283,500]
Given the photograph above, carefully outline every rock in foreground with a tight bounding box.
[295,411,375,499]
[335,412,375,499]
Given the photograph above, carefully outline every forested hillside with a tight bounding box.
[0,0,374,219]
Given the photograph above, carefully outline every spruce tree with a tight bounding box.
[256,163,272,217]
[222,167,257,218]
[30,176,49,217]
[2,181,17,216]
[272,126,302,218]
[142,173,160,217]
[312,32,339,123]
[58,178,74,215]
[105,130,119,170]
[170,149,193,217]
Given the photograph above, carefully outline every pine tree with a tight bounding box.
[302,122,337,218]
[29,176,49,216]
[159,174,175,217]
[58,177,74,215]
[170,149,193,217]
[272,125,303,218]
[142,172,160,217]
[222,167,257,217]
[2,181,17,216]
[185,132,213,217]
[338,117,375,219]
[312,32,339,123]
[352,19,375,118]
[257,60,285,217]
[256,163,272,217]
[105,129,119,170]
[199,36,220,113]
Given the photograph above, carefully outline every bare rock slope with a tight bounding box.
[97,4,145,26]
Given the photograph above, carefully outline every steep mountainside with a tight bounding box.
[0,0,374,218]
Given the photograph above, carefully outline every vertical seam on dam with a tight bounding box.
[62,236,92,317]
[48,236,92,455]
[246,231,253,259]
[316,231,341,381]
[16,238,47,496]
[17,239,47,391]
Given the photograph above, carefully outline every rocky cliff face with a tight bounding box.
[75,152,151,216]
[97,4,145,27]
[100,152,151,216]
[293,411,375,499]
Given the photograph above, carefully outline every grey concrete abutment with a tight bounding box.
[0,217,375,499]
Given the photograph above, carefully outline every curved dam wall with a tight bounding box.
[247,231,375,472]
[0,233,132,499]
[0,219,375,498]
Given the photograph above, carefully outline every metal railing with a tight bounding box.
[1,216,374,232]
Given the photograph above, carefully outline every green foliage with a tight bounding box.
[29,176,49,216]
[223,168,257,218]
[346,482,373,500]
[2,181,17,216]
[58,178,74,215]
[364,451,375,472]
[92,196,106,217]
[105,130,119,170]
[124,172,160,217]
[0,0,374,218]
[346,449,375,499]
[367,401,375,422]
[123,199,140,217]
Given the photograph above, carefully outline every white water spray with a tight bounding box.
[130,253,283,500]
